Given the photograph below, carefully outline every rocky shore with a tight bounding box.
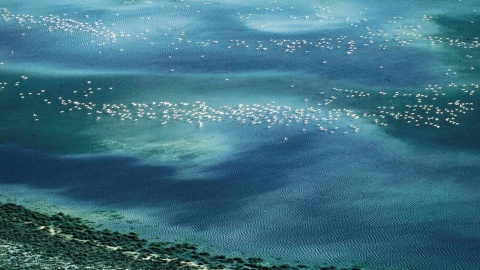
[0,202,366,270]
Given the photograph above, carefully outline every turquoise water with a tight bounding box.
[1,1,480,269]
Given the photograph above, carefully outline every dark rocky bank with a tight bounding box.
[0,202,368,270]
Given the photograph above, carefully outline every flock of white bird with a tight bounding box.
[0,1,478,136]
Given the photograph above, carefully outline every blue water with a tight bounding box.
[1,0,480,269]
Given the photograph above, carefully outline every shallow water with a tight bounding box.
[1,0,480,269]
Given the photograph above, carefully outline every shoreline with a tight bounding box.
[0,202,368,270]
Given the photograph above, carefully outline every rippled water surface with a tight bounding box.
[1,1,480,269]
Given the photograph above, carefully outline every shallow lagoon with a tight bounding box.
[1,0,480,269]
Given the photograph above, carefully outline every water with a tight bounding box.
[1,0,480,269]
